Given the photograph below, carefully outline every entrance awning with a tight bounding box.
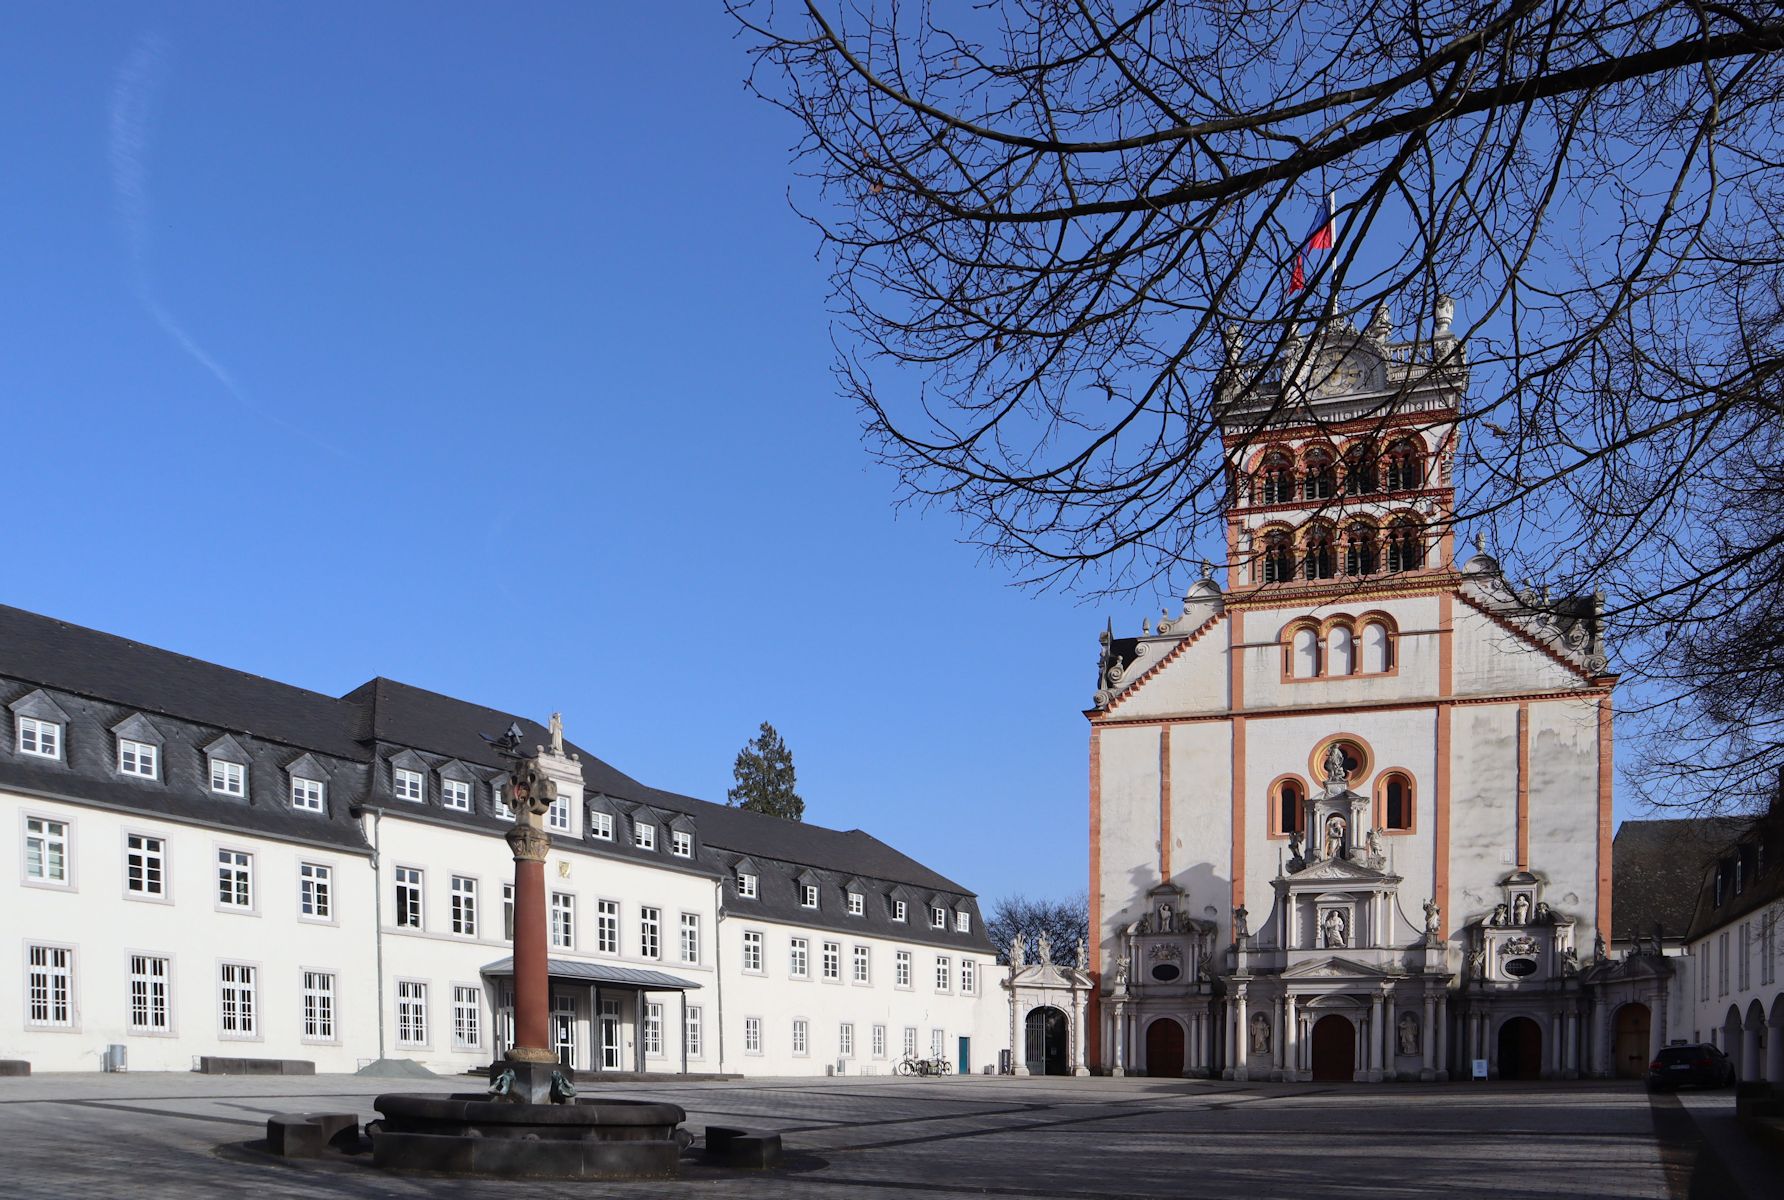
[480,956,703,991]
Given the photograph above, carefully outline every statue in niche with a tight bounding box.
[1422,898,1442,935]
[1158,903,1175,933]
[1322,813,1347,861]
[1398,1013,1420,1056]
[1467,945,1485,978]
[1512,895,1531,925]
[1488,903,1509,927]
[1323,743,1350,787]
[1233,905,1250,939]
[1563,945,1580,975]
[1112,956,1130,991]
[1535,901,1553,925]
[1249,1013,1271,1054]
[1037,930,1053,965]
[1322,909,1348,949]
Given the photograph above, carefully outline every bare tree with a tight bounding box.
[986,892,1090,966]
[732,0,1784,808]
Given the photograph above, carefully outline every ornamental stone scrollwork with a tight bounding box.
[1503,934,1539,957]
[1148,943,1182,963]
[505,822,552,863]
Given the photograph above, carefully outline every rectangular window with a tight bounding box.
[852,944,871,983]
[737,872,757,898]
[442,779,471,811]
[903,1026,917,1058]
[1700,945,1711,1001]
[896,950,912,988]
[393,767,424,802]
[217,849,253,909]
[634,821,656,850]
[961,957,977,995]
[955,911,971,933]
[25,817,70,883]
[1765,919,1778,987]
[680,912,700,964]
[872,1023,886,1058]
[126,834,165,897]
[671,829,693,858]
[547,795,570,832]
[644,1002,663,1056]
[211,759,246,797]
[220,962,257,1037]
[640,906,660,959]
[302,971,335,1041]
[801,883,819,909]
[503,884,515,941]
[1719,931,1730,996]
[299,862,332,920]
[1740,922,1752,991]
[118,739,157,779]
[18,716,61,759]
[394,866,423,929]
[935,956,951,991]
[840,1022,855,1057]
[29,945,74,1027]
[591,811,614,840]
[129,954,169,1033]
[452,876,479,937]
[847,891,864,916]
[792,1018,808,1056]
[396,980,427,1046]
[931,1028,945,1058]
[930,905,946,929]
[551,892,575,949]
[596,899,619,954]
[742,929,764,973]
[495,781,512,818]
[453,985,482,1050]
[686,1006,703,1057]
[822,941,840,981]
[790,937,809,979]
[744,1016,762,1054]
[291,776,325,812]
[893,900,907,923]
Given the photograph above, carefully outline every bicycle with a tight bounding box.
[897,1055,953,1077]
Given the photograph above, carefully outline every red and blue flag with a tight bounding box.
[1288,193,1336,294]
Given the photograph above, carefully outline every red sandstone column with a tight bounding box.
[505,790,556,1065]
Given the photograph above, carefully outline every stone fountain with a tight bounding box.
[368,720,690,1179]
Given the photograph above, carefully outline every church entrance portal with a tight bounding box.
[1498,1017,1543,1080]
[1024,1006,1069,1075]
[1612,1004,1651,1080]
[1145,1018,1184,1077]
[1310,1014,1355,1082]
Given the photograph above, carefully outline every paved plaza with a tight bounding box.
[0,1072,1768,1199]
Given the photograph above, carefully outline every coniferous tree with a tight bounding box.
[727,721,804,821]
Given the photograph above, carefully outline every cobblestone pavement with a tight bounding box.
[0,1072,1700,1199]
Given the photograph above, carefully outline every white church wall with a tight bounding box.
[1447,703,1520,919]
[1097,724,1162,946]
[1103,627,1230,718]
[1167,720,1233,930]
[1526,701,1603,939]
[1452,605,1590,696]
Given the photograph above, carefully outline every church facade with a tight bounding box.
[1085,305,1620,1081]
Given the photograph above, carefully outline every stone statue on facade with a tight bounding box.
[1535,901,1553,924]
[1249,1013,1271,1054]
[1322,813,1347,861]
[1488,903,1509,927]
[1158,903,1174,933]
[1076,936,1086,969]
[1398,1013,1419,1056]
[1435,295,1455,338]
[1323,743,1349,788]
[1037,930,1053,966]
[1233,905,1249,939]
[1112,956,1130,992]
[1422,898,1441,936]
[548,712,565,757]
[1322,909,1347,949]
[1011,932,1026,968]
[1467,945,1485,978]
[1287,830,1306,872]
[1512,894,1531,925]
[1366,826,1384,860]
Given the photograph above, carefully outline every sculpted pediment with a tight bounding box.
[1282,955,1391,980]
[1286,856,1390,884]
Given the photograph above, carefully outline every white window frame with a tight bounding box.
[596,898,619,955]
[895,950,912,989]
[671,829,693,858]
[24,814,73,888]
[118,738,158,779]
[930,905,946,929]
[903,1026,917,1058]
[291,776,326,813]
[26,943,76,1030]
[852,944,871,984]
[215,847,254,913]
[931,1028,946,1058]
[393,767,425,803]
[822,941,841,982]
[503,884,515,941]
[218,960,259,1039]
[961,957,977,995]
[893,899,908,923]
[791,1018,808,1056]
[790,937,809,979]
[737,871,758,899]
[685,1005,703,1058]
[872,1023,887,1058]
[394,865,424,929]
[299,861,333,922]
[679,912,701,964]
[301,969,337,1042]
[847,891,864,916]
[634,820,656,850]
[452,875,479,938]
[840,1022,855,1058]
[547,794,571,833]
[395,979,429,1047]
[800,883,820,909]
[124,832,167,901]
[644,1001,664,1057]
[955,911,971,933]
[17,715,62,760]
[128,952,172,1035]
[936,956,951,992]
[640,905,661,959]
[744,1015,762,1055]
[742,929,764,974]
[441,778,471,812]
[210,758,247,798]
[590,810,614,840]
[452,984,482,1050]
[551,891,575,949]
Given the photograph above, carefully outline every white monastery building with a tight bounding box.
[0,608,1003,1076]
[1082,301,1628,1082]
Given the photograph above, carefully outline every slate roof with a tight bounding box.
[481,957,703,990]
[1612,817,1747,944]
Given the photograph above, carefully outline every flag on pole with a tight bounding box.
[1288,193,1336,294]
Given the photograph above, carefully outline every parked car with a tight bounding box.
[1647,1043,1737,1091]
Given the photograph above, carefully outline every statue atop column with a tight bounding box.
[1011,932,1026,967]
[1323,743,1349,790]
[1037,929,1053,965]
[1422,898,1441,936]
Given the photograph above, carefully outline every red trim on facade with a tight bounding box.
[1098,611,1227,716]
[1434,592,1453,938]
[1452,589,1600,685]
[1229,611,1247,939]
[1597,694,1614,942]
[1088,726,1102,1071]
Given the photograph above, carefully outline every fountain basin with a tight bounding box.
[371,1093,688,1178]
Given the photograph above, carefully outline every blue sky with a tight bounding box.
[0,3,1150,902]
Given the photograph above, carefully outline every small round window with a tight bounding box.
[1503,957,1538,978]
[1150,962,1181,982]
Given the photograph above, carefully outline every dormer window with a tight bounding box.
[848,891,864,916]
[930,905,946,929]
[17,716,61,759]
[495,781,513,818]
[547,794,570,832]
[892,899,908,922]
[118,739,158,779]
[291,777,326,812]
[737,871,758,898]
[590,811,614,840]
[671,830,693,858]
[955,911,971,933]
[801,883,819,909]
[393,768,424,803]
[635,821,656,851]
[211,759,246,797]
[442,779,471,811]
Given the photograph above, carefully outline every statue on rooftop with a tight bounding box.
[548,712,565,757]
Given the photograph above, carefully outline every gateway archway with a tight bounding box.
[1310,1014,1356,1082]
[1498,1017,1543,1080]
[1024,1006,1069,1076]
[1145,1017,1185,1077]
[1612,1004,1651,1080]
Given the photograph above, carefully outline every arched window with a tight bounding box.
[1260,452,1295,505]
[1342,444,1377,495]
[1302,448,1335,501]
[1379,772,1414,832]
[1261,530,1294,583]
[1303,525,1336,580]
[1344,523,1378,576]
[1271,778,1306,837]
[1360,620,1395,673]
[1386,520,1425,572]
[1326,624,1354,676]
[1383,440,1423,492]
[1290,625,1321,678]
